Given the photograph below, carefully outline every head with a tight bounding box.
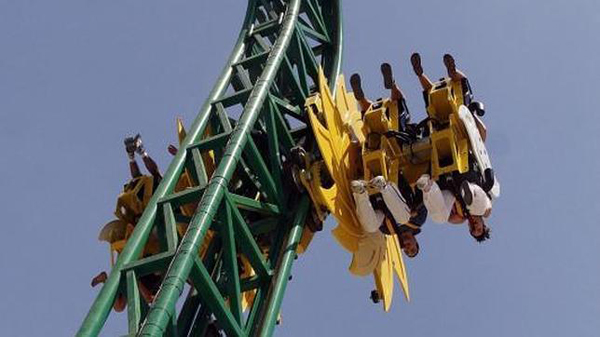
[448,211,466,224]
[467,216,491,242]
[399,231,420,258]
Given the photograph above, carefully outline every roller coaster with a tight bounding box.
[78,0,498,335]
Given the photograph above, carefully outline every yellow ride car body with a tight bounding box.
[301,69,489,311]
[303,70,410,311]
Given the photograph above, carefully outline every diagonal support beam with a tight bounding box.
[225,193,271,279]
[256,196,309,337]
[136,2,303,335]
[221,202,243,324]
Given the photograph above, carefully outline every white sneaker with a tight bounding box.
[369,176,387,192]
[351,180,367,194]
[416,174,432,191]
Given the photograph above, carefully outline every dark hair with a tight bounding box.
[399,233,420,258]
[468,216,491,243]
[407,241,420,258]
[472,225,491,243]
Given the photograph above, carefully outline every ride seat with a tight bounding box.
[429,115,469,179]
[427,81,457,124]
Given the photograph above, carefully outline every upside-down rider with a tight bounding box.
[416,174,491,242]
[348,64,427,257]
[90,134,164,311]
[351,176,427,258]
[410,53,495,242]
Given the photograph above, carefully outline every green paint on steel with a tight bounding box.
[137,0,304,333]
[256,196,310,337]
[77,0,342,336]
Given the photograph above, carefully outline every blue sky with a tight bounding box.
[1,0,600,336]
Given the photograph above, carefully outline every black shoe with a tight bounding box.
[124,135,137,158]
[91,271,108,287]
[443,53,457,78]
[350,73,365,101]
[460,180,473,206]
[468,101,485,117]
[482,168,495,192]
[411,53,423,76]
[133,134,145,156]
[380,63,394,89]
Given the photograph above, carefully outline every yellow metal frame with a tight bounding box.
[302,69,410,311]
[425,77,471,179]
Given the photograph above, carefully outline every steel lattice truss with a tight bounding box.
[78,0,342,336]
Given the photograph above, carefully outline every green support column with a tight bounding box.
[256,197,309,337]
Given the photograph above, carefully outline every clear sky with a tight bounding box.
[1,0,599,336]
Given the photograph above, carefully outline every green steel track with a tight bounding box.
[78,0,342,336]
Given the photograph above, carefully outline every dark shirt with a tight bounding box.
[398,203,427,235]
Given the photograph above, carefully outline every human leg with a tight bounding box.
[416,174,455,223]
[380,63,405,101]
[134,135,163,180]
[124,135,142,178]
[350,73,372,113]
[369,176,411,225]
[411,53,433,91]
[460,181,492,217]
[129,161,142,178]
[380,63,412,132]
[443,53,466,82]
[92,268,126,311]
[352,180,385,233]
[142,155,162,180]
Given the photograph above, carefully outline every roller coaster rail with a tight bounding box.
[77,0,342,336]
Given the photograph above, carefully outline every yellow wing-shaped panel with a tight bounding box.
[306,69,410,309]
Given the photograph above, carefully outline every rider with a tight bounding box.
[416,174,491,242]
[90,134,164,311]
[348,63,425,257]
[351,175,426,258]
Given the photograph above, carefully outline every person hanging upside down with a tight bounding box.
[351,176,425,258]
[416,174,491,242]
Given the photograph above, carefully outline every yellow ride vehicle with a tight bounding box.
[298,65,498,311]
[409,73,498,197]
[95,119,318,313]
[297,70,411,312]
